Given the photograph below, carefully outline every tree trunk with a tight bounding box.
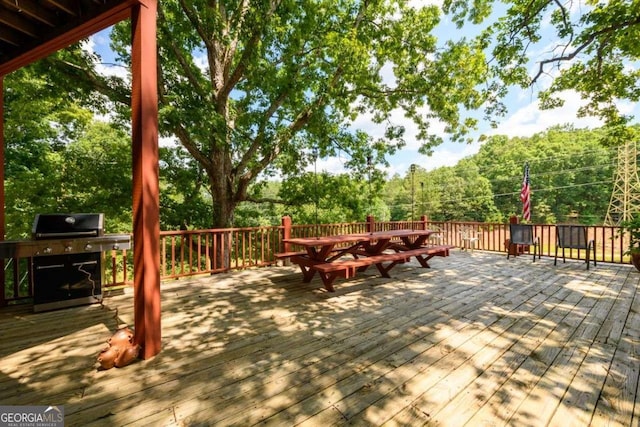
[210,176,237,271]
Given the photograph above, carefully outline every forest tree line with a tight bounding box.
[5,0,635,234]
[4,0,637,237]
[251,125,619,227]
[2,95,621,238]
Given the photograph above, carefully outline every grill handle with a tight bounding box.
[34,231,99,239]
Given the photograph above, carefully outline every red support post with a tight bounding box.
[131,0,161,360]
[366,215,375,233]
[282,216,292,253]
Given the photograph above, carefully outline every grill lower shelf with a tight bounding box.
[32,253,102,313]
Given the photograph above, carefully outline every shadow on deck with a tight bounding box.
[0,250,639,426]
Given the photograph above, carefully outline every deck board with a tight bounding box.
[1,250,639,426]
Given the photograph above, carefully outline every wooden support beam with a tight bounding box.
[0,2,136,76]
[131,0,160,360]
[45,0,79,16]
[0,25,24,46]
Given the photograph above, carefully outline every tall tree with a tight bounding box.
[445,0,640,128]
[47,0,493,228]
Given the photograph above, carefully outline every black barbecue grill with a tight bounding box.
[0,213,131,312]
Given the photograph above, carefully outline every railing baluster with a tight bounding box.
[2,220,636,305]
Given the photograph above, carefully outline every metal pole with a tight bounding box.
[410,164,416,227]
[313,147,319,238]
[367,154,372,216]
[421,181,424,217]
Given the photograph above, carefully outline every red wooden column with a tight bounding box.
[282,216,292,253]
[366,215,375,233]
[131,0,161,359]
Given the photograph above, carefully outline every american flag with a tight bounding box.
[520,162,531,221]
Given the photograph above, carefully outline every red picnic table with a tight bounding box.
[281,229,453,292]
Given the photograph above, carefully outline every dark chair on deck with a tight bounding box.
[507,223,540,262]
[554,225,596,270]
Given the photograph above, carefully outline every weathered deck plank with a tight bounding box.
[0,250,639,426]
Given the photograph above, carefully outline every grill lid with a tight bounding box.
[32,213,104,239]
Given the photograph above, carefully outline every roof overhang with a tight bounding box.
[0,0,141,76]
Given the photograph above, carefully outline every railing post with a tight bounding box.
[366,215,375,233]
[282,216,292,253]
[420,215,428,230]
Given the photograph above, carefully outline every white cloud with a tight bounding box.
[489,90,603,138]
[86,30,129,80]
[194,51,208,73]
[386,141,479,175]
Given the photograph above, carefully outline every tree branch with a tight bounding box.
[239,0,373,189]
[160,1,207,100]
[530,14,640,85]
[46,57,130,105]
[219,0,282,103]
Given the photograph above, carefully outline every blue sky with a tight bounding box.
[343,0,640,178]
[87,2,639,179]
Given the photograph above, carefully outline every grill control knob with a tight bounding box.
[43,247,52,254]
[65,246,72,252]
[113,244,120,250]
[84,244,93,251]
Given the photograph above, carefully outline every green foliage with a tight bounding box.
[468,0,640,127]
[50,1,499,228]
[4,67,98,238]
[409,161,500,222]
[621,216,640,255]
[159,145,213,230]
[379,126,616,225]
[56,122,133,233]
[278,172,380,224]
[3,119,133,237]
[473,126,614,224]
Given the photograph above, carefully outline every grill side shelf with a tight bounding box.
[0,234,131,258]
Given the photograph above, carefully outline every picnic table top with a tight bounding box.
[283,229,435,247]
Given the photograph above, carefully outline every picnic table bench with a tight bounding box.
[282,230,453,292]
[274,250,307,259]
[312,245,454,291]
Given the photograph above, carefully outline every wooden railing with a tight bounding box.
[1,217,634,306]
[425,221,626,263]
[159,226,283,279]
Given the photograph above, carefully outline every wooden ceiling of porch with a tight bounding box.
[0,0,130,69]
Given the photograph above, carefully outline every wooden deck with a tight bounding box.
[1,250,640,426]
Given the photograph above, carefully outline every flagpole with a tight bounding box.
[520,162,531,222]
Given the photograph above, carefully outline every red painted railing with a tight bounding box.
[0,217,634,306]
